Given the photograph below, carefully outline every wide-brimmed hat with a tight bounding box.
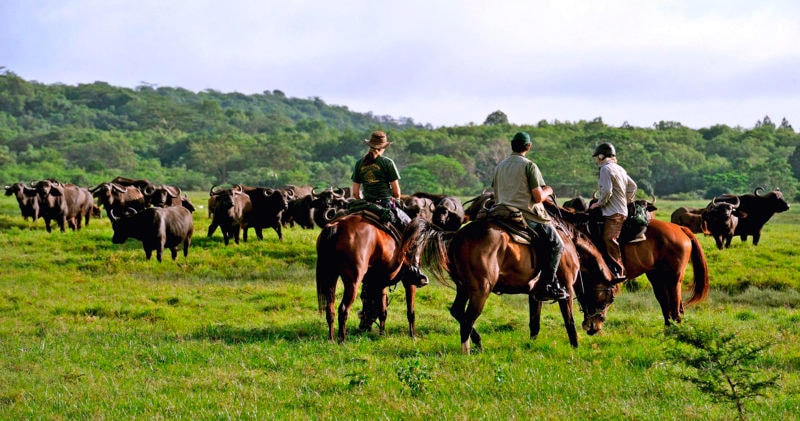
[364,131,392,149]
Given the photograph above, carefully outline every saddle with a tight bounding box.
[474,204,535,244]
[345,199,403,243]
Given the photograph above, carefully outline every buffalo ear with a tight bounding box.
[735,210,747,218]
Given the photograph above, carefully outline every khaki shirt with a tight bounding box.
[492,153,551,223]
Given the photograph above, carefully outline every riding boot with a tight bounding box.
[603,214,627,282]
[403,265,429,288]
[532,247,569,301]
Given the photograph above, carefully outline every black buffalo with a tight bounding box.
[149,184,195,212]
[562,195,589,212]
[34,179,94,232]
[110,206,194,261]
[715,187,790,245]
[90,182,147,219]
[244,187,290,240]
[5,182,40,221]
[431,195,466,231]
[702,196,742,250]
[208,185,252,245]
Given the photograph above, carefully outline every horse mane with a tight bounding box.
[544,200,614,282]
[400,217,456,286]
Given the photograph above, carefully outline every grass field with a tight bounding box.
[1,194,798,419]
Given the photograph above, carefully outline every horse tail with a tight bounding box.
[316,223,339,313]
[400,217,454,285]
[681,225,710,305]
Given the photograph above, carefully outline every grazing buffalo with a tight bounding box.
[110,206,193,262]
[90,182,147,219]
[702,196,742,250]
[34,179,94,232]
[5,182,40,221]
[670,207,708,234]
[714,187,790,245]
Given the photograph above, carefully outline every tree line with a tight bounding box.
[1,71,798,201]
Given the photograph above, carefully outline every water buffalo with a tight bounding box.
[562,195,589,212]
[110,206,194,262]
[5,182,40,221]
[208,186,252,245]
[244,187,290,240]
[702,196,742,250]
[34,179,94,232]
[90,182,147,219]
[398,195,435,222]
[431,195,466,231]
[670,207,708,234]
[714,187,790,245]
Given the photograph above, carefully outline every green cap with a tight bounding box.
[511,131,532,145]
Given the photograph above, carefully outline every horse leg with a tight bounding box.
[337,280,360,343]
[379,287,388,335]
[404,284,416,338]
[557,296,579,348]
[528,294,543,339]
[647,273,681,326]
[460,291,489,354]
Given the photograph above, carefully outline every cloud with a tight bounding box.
[3,0,800,128]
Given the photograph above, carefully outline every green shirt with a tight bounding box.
[351,155,400,202]
[491,153,551,223]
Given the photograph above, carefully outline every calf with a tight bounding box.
[670,207,708,234]
[110,206,194,262]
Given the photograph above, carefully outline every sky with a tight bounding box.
[3,0,800,129]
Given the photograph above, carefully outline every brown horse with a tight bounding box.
[315,213,425,343]
[402,212,617,354]
[562,211,710,333]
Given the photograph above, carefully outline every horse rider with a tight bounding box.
[491,131,570,302]
[351,130,428,287]
[588,142,637,282]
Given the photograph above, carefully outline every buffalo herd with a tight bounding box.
[670,187,790,250]
[4,178,473,261]
[4,179,791,258]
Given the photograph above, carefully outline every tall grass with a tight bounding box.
[1,194,797,419]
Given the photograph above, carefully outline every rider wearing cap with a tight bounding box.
[492,131,570,302]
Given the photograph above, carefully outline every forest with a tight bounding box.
[2,71,799,201]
